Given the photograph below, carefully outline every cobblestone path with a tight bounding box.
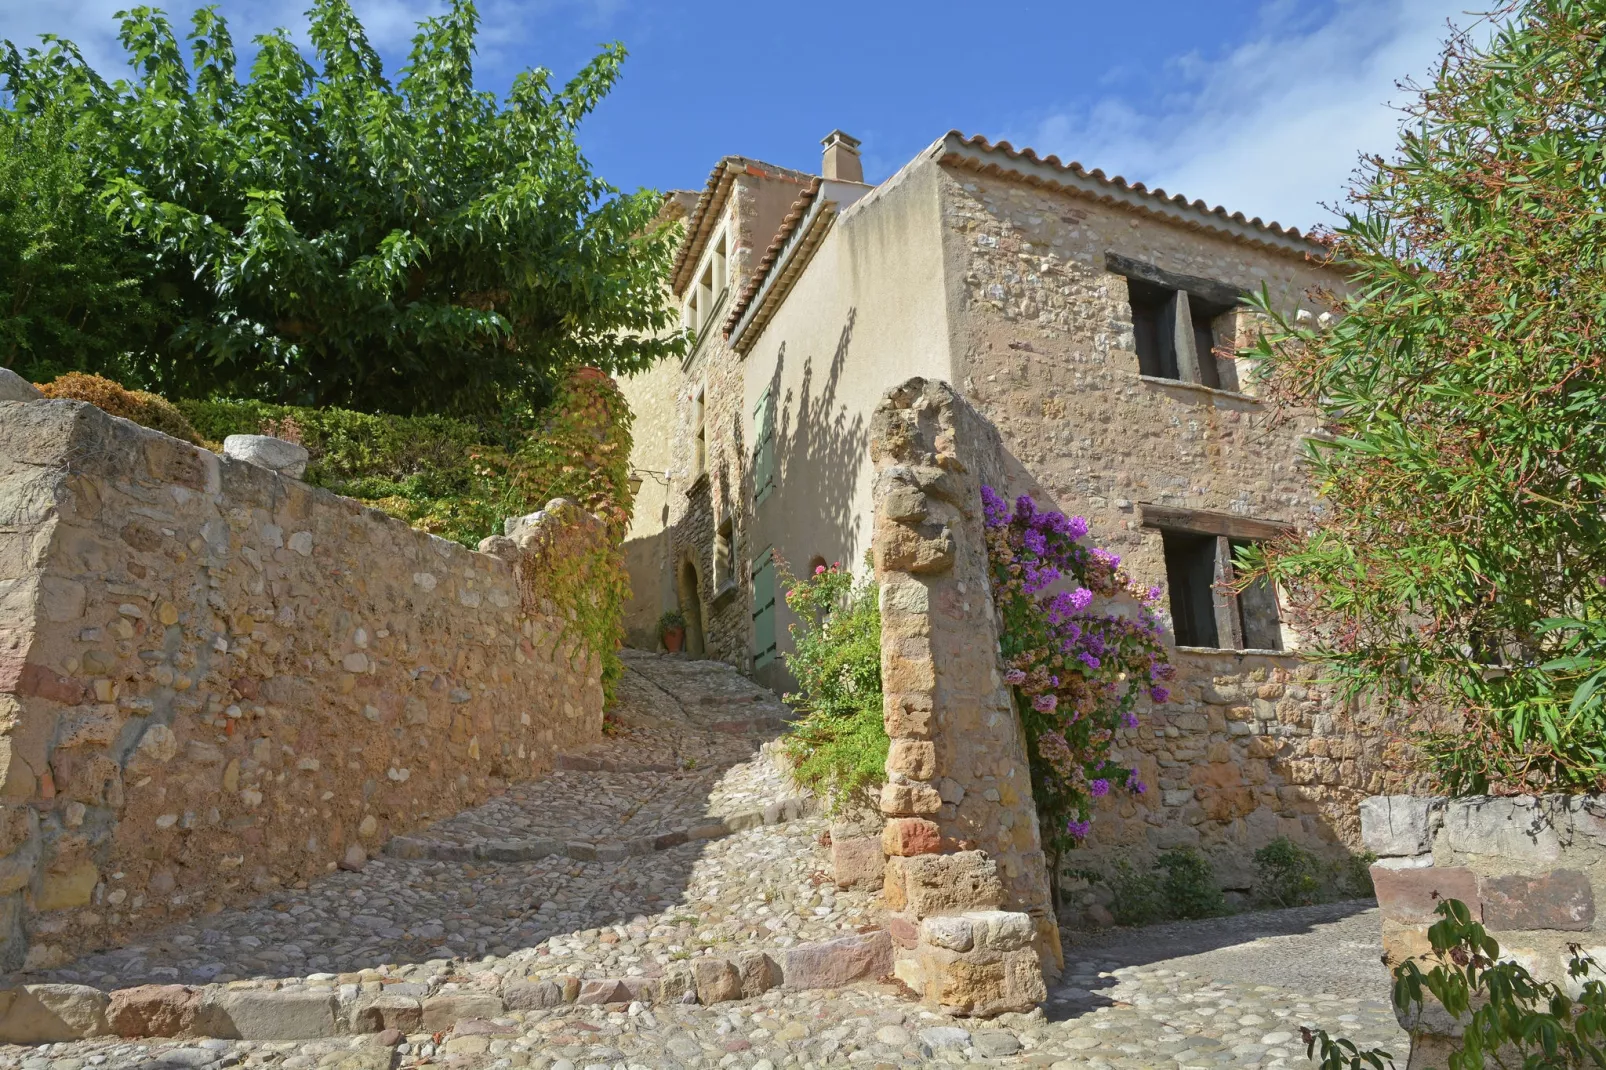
[1,652,1405,1070]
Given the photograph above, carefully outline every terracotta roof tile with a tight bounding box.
[723,178,824,341]
[936,131,1323,256]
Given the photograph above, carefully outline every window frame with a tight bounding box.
[1143,505,1292,652]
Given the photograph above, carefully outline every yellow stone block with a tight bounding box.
[37,860,98,911]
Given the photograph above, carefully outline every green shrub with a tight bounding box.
[1333,850,1377,900]
[179,397,509,546]
[1157,847,1229,920]
[779,561,887,812]
[1107,860,1165,927]
[1106,847,1228,925]
[1253,837,1322,908]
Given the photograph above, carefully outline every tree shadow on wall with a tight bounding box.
[16,653,831,988]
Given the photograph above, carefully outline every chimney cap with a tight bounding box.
[821,129,862,151]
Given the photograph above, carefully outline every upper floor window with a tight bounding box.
[684,232,730,339]
[1109,253,1242,392]
[1143,505,1289,651]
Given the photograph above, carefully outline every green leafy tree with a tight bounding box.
[0,99,156,382]
[1243,0,1606,794]
[1,0,684,416]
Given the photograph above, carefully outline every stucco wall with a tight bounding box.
[934,164,1418,897]
[0,399,603,970]
[740,158,956,687]
[618,355,680,650]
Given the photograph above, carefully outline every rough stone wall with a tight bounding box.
[870,378,1055,1014]
[1362,794,1606,1057]
[934,165,1421,900]
[0,399,603,970]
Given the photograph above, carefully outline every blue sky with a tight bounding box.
[3,0,1475,232]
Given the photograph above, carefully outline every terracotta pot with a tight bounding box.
[662,627,685,653]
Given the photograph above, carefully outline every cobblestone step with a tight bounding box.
[0,930,894,1043]
[383,794,817,864]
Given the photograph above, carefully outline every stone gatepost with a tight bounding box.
[869,377,1060,1016]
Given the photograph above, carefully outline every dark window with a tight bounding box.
[1162,532,1284,650]
[1128,279,1179,380]
[1231,540,1283,651]
[1162,530,1219,647]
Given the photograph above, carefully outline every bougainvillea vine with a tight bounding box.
[981,486,1172,868]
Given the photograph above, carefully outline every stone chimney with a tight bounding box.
[821,130,863,183]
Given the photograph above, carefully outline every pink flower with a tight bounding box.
[814,565,826,575]
[1004,669,1028,685]
[1032,693,1058,713]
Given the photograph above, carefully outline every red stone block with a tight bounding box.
[889,916,919,949]
[1481,869,1595,931]
[1371,865,1480,923]
[882,818,942,857]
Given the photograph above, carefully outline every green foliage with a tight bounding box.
[779,561,887,812]
[1106,848,1228,926]
[1106,859,1165,927]
[180,395,509,546]
[0,100,156,382]
[1241,0,1606,793]
[1305,897,1606,1069]
[1253,837,1321,908]
[657,610,685,635]
[1334,850,1377,900]
[500,368,636,699]
[1,0,685,417]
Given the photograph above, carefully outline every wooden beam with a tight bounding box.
[1139,503,1295,542]
[1106,252,1245,312]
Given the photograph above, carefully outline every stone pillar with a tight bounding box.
[869,378,1059,1016]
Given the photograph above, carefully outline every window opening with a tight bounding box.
[713,517,734,590]
[693,388,706,477]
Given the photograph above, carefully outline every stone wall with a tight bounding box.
[869,378,1054,1015]
[935,164,1420,901]
[1363,793,1606,1059]
[0,398,604,971]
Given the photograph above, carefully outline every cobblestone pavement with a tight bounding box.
[1,652,1406,1069]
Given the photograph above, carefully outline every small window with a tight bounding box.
[693,388,706,476]
[712,234,728,296]
[752,548,777,669]
[1160,530,1283,651]
[753,388,776,505]
[1162,531,1219,647]
[1125,275,1236,388]
[1129,279,1180,380]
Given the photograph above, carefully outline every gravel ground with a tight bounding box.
[1,652,1407,1070]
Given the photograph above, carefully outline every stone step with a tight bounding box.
[383,795,818,864]
[0,932,893,1043]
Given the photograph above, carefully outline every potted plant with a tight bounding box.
[658,610,687,653]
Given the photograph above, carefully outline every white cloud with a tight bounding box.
[1020,0,1483,234]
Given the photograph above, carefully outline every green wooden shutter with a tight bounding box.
[752,549,777,669]
[753,389,775,505]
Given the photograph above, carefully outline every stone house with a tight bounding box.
[620,130,1408,896]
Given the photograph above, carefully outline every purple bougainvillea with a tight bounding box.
[980,485,1173,851]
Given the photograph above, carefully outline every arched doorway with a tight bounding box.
[676,558,706,657]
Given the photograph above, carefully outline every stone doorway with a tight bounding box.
[677,557,707,656]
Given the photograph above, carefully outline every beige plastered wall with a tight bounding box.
[739,158,957,687]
